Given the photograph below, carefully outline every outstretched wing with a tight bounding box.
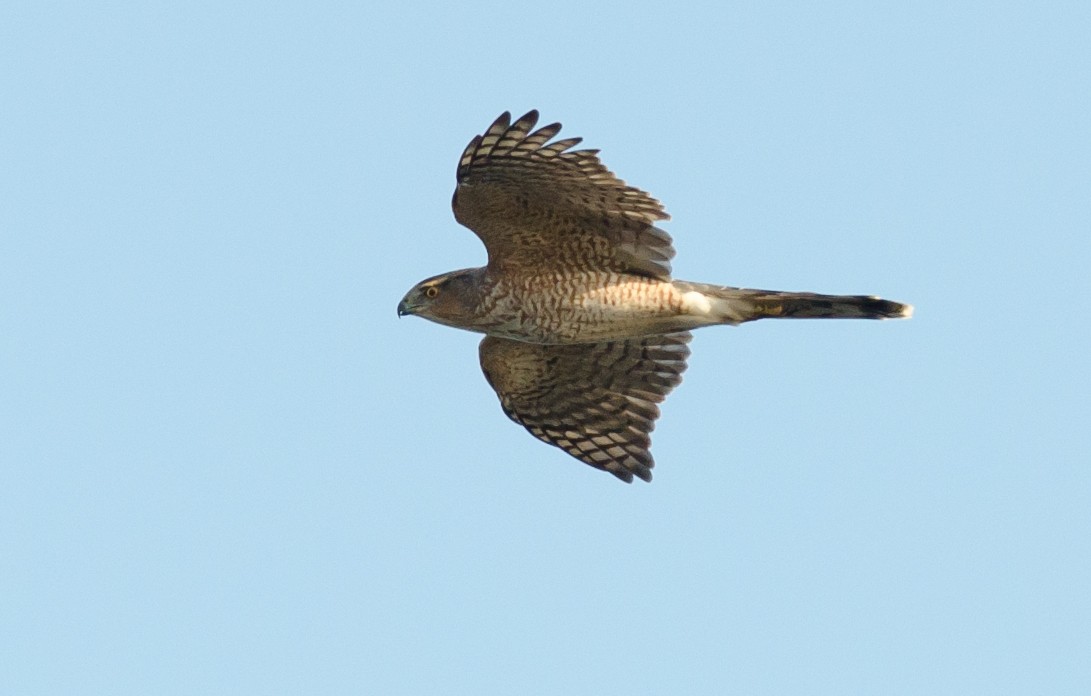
[453,110,675,280]
[478,332,692,483]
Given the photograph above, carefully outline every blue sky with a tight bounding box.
[2,1,1089,693]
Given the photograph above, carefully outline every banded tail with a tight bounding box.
[674,282,913,325]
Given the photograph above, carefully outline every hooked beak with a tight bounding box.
[397,297,414,317]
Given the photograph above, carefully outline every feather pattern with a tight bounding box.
[479,332,692,483]
[453,110,675,280]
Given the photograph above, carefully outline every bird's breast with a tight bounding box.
[478,272,686,344]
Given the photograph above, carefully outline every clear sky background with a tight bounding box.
[2,2,1089,694]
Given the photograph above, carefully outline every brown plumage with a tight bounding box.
[398,110,912,483]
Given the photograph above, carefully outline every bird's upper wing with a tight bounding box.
[478,332,692,483]
[453,110,675,280]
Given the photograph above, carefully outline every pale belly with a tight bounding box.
[478,274,712,344]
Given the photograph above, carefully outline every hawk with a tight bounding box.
[398,110,911,483]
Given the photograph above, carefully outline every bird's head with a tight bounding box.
[397,269,483,328]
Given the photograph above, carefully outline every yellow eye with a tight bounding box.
[424,286,439,299]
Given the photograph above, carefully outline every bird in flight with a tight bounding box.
[398,110,911,483]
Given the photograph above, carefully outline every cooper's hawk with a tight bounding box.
[398,110,911,483]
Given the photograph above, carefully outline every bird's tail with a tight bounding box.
[674,282,913,325]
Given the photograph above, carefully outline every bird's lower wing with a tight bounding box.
[478,332,692,483]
